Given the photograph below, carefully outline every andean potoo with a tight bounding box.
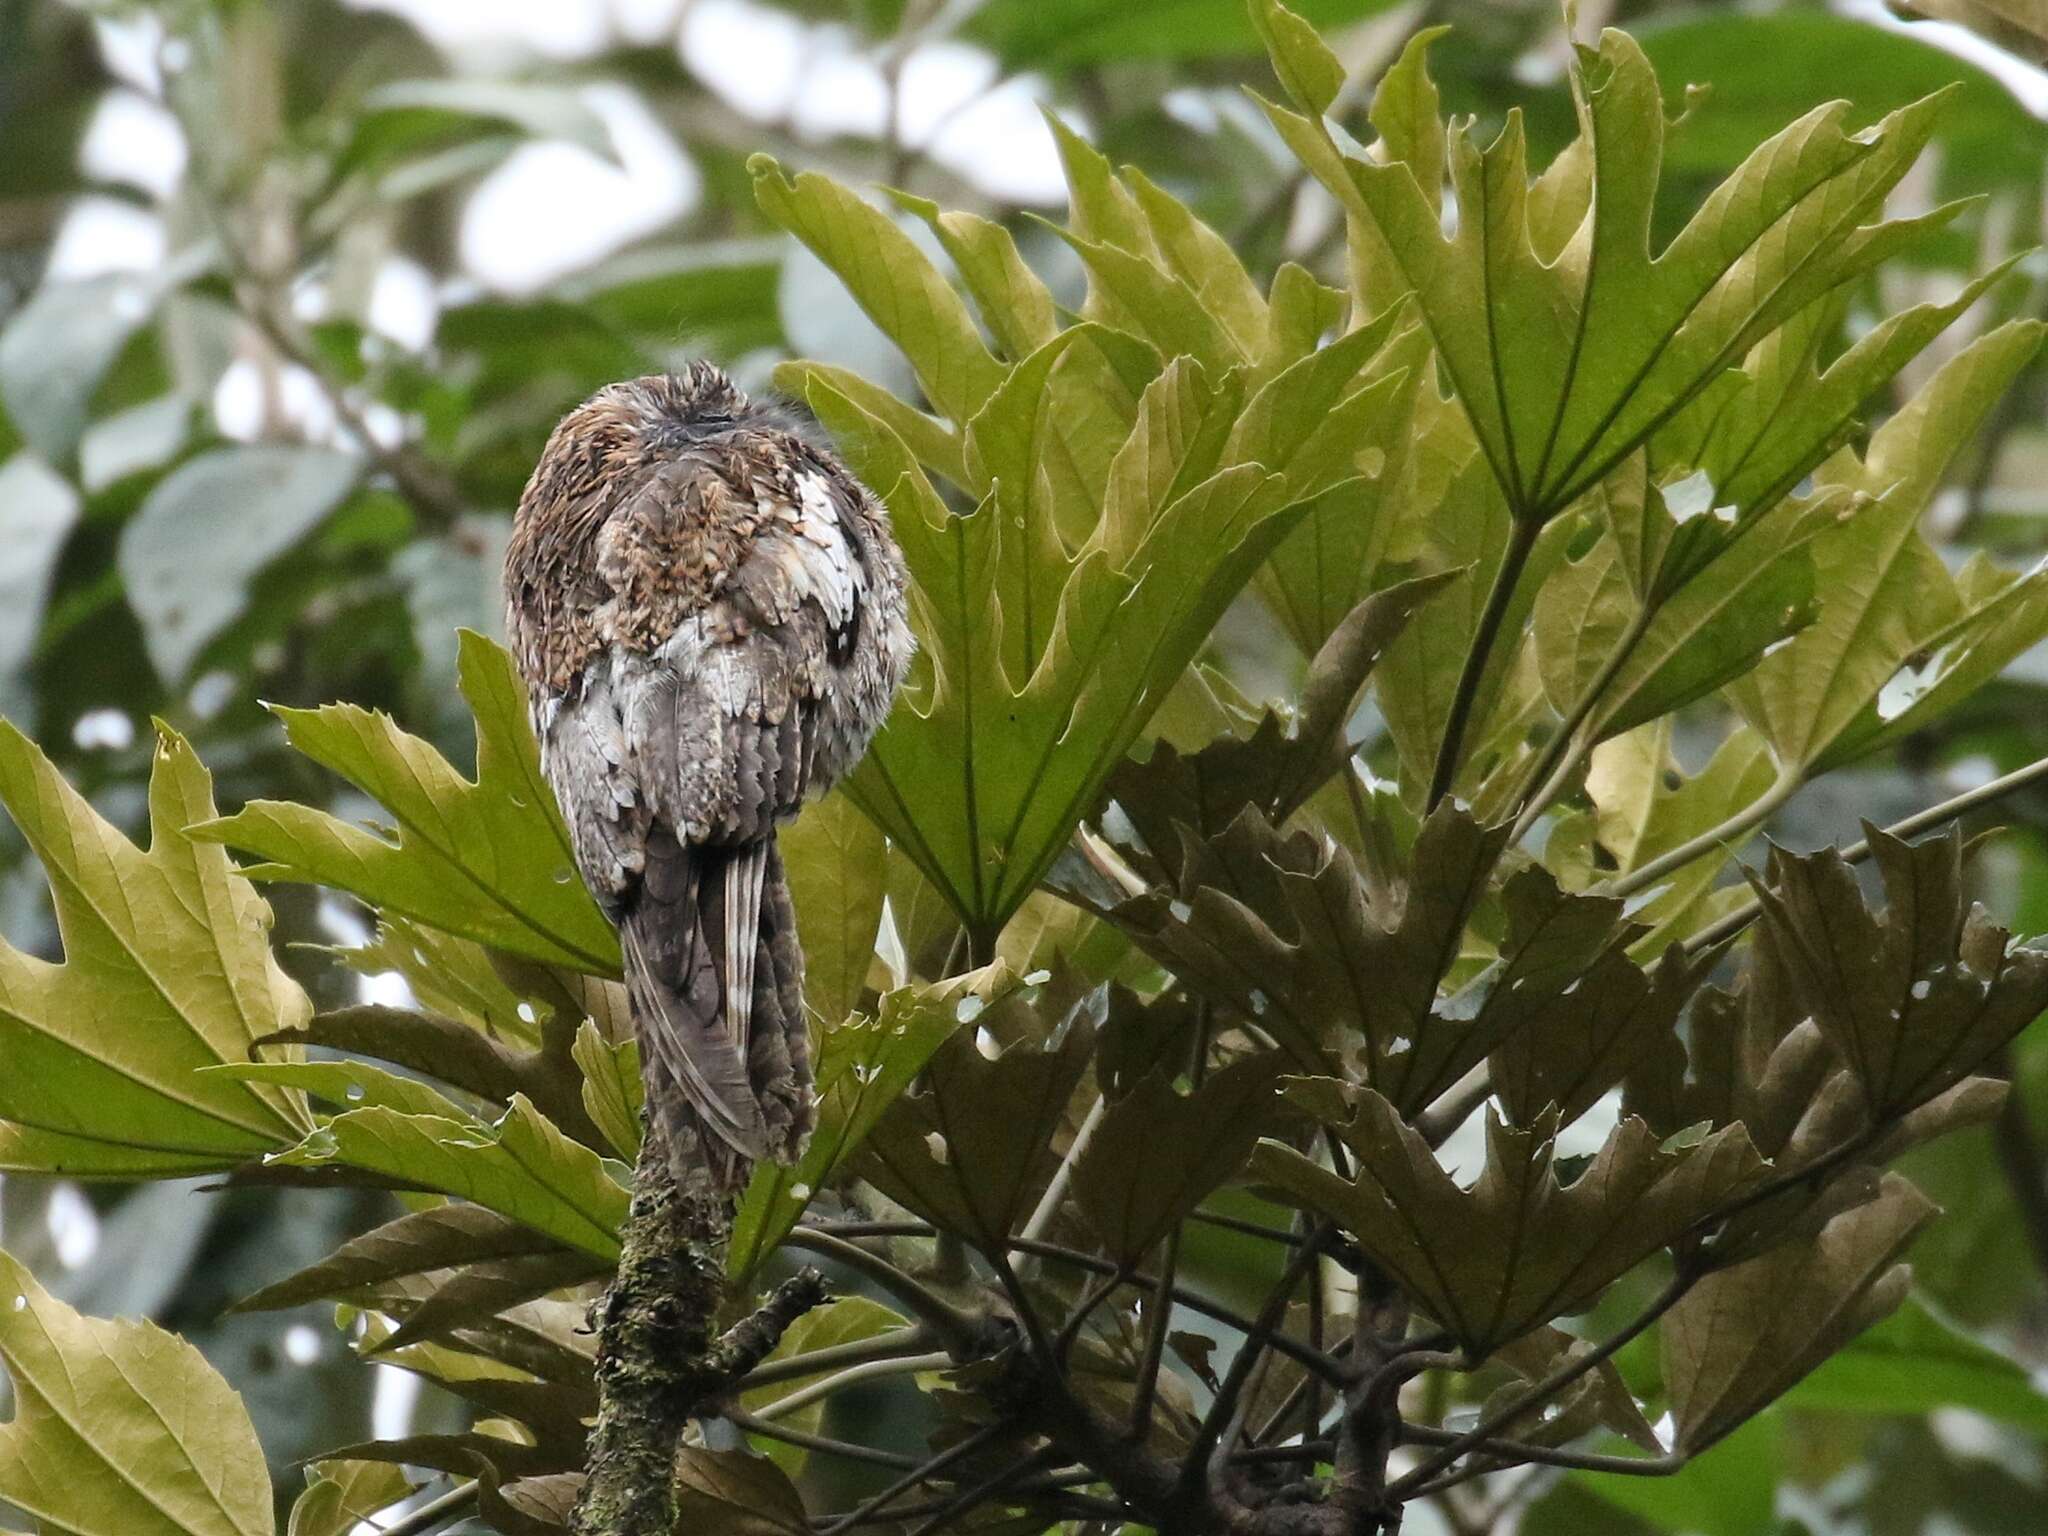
[506,364,912,1188]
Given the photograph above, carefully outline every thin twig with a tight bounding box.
[1384,1268,1694,1496]
[814,1422,1015,1536]
[1181,1225,1332,1496]
[1675,752,2048,957]
[781,1228,986,1350]
[1004,1236,1354,1389]
[746,1351,955,1424]
[739,1325,938,1390]
[724,1408,922,1469]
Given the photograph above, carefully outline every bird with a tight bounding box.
[505,362,913,1191]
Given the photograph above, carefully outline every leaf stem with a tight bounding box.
[1429,515,1542,812]
[814,1422,1013,1536]
[1675,750,2048,957]
[780,1228,986,1350]
[746,1350,956,1424]
[725,1408,923,1469]
[1508,605,1656,841]
[739,1325,938,1390]
[1601,772,1797,901]
[1383,1268,1694,1497]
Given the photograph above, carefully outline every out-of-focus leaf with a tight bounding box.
[567,238,784,358]
[192,630,622,976]
[265,1096,627,1260]
[969,0,1399,69]
[350,79,617,171]
[1731,324,2048,773]
[1256,1082,1764,1353]
[739,1297,908,1473]
[728,967,995,1282]
[1897,0,2048,62]
[1072,1055,1282,1264]
[1750,825,2048,1118]
[118,445,359,682]
[573,1022,641,1160]
[1576,1412,1783,1536]
[1643,10,2047,189]
[0,452,79,728]
[0,723,311,1175]
[0,275,159,463]
[0,1247,274,1536]
[781,791,886,1027]
[1784,1293,2048,1430]
[1661,1172,1935,1450]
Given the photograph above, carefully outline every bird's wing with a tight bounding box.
[536,445,873,1170]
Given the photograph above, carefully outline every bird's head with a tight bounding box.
[511,362,806,534]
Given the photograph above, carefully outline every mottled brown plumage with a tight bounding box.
[506,364,912,1189]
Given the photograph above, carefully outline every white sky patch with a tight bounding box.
[370,1361,422,1440]
[460,83,698,294]
[92,12,167,97]
[360,970,419,1009]
[283,1323,324,1365]
[609,0,687,47]
[47,1184,100,1270]
[72,708,136,752]
[81,89,186,199]
[791,42,893,140]
[368,256,439,351]
[45,197,166,281]
[681,0,808,121]
[351,0,610,61]
[925,72,1067,205]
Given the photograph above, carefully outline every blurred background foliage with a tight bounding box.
[4,0,2048,1531]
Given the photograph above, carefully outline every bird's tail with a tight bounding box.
[619,831,812,1193]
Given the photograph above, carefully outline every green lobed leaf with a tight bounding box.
[751,155,1004,426]
[266,1095,628,1260]
[780,790,887,1028]
[0,1247,275,1536]
[728,968,1001,1282]
[0,722,311,1175]
[192,630,621,976]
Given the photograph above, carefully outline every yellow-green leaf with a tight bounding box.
[192,630,621,977]
[0,1247,275,1536]
[0,721,311,1174]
